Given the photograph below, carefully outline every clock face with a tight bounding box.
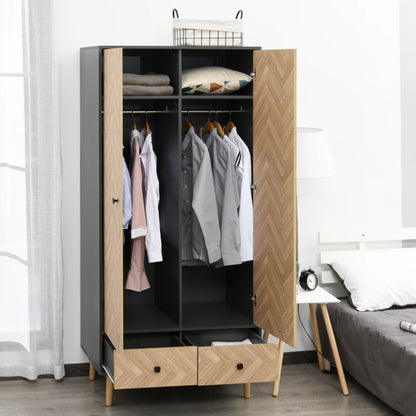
[307,274,318,289]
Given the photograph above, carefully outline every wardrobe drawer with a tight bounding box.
[198,343,280,385]
[114,346,197,389]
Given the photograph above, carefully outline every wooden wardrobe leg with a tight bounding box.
[106,375,114,406]
[263,331,269,342]
[89,362,96,381]
[243,383,251,399]
[272,340,285,397]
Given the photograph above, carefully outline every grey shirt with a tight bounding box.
[202,129,241,266]
[182,127,221,265]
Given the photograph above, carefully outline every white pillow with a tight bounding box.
[329,248,416,311]
[182,66,252,95]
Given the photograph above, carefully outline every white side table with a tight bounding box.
[297,286,349,395]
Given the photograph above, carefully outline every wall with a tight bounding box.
[55,0,402,363]
[400,0,416,228]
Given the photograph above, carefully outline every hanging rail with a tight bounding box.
[102,107,248,115]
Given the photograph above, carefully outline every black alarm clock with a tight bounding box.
[299,268,318,291]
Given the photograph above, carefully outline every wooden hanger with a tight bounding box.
[182,121,192,135]
[132,112,137,130]
[224,120,235,135]
[201,120,214,136]
[144,121,150,138]
[182,112,192,135]
[213,121,225,138]
[143,112,150,138]
[224,113,235,135]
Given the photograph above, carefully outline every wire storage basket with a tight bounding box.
[172,9,243,47]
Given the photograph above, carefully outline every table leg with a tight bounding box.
[263,331,269,342]
[308,303,325,371]
[320,304,349,395]
[272,339,285,396]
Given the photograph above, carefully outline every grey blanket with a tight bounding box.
[123,85,174,96]
[123,73,170,86]
[318,299,416,416]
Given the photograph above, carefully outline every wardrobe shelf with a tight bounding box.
[124,304,179,333]
[181,95,253,100]
[182,301,253,329]
[122,95,180,100]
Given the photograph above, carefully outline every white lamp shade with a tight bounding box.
[297,127,336,179]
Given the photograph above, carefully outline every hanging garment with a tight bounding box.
[138,129,163,263]
[202,128,241,266]
[125,131,150,292]
[223,135,243,188]
[227,127,253,262]
[122,156,132,230]
[182,127,221,265]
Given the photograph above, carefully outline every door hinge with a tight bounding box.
[250,69,257,81]
[251,294,257,307]
[251,182,257,194]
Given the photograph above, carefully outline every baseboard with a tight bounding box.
[65,363,90,377]
[282,350,318,365]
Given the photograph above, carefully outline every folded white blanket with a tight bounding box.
[399,320,416,334]
[211,338,252,346]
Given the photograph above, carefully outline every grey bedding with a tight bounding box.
[318,299,416,416]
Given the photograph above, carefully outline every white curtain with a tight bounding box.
[0,0,64,379]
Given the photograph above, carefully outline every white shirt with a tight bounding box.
[138,130,163,263]
[228,127,253,262]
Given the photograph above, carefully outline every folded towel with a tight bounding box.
[399,320,416,334]
[123,85,174,96]
[123,73,170,86]
[211,338,252,346]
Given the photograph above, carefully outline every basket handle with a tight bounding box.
[172,9,179,19]
[235,10,243,19]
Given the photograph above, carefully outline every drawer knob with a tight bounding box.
[237,363,244,370]
[154,366,161,373]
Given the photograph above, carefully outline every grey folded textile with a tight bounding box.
[399,320,416,334]
[123,85,174,96]
[123,73,170,86]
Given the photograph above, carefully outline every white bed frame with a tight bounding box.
[319,228,416,284]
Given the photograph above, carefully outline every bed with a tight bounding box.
[317,229,416,416]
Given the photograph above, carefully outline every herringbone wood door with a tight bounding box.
[103,48,124,350]
[253,49,297,347]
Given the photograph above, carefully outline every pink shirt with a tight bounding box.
[125,130,150,292]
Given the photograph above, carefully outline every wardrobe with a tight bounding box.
[80,46,297,406]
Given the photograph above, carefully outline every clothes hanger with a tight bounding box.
[144,112,150,138]
[182,111,192,135]
[213,112,225,138]
[201,112,215,136]
[132,111,137,130]
[224,112,235,135]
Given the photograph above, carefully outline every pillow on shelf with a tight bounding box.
[328,248,416,311]
[182,66,252,95]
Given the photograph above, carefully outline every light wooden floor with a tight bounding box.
[0,364,399,416]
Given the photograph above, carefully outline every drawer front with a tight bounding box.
[198,344,280,385]
[114,346,197,389]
